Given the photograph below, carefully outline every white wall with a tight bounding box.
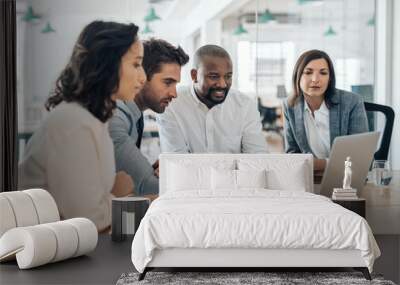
[391,0,400,170]
[375,0,399,170]
[375,0,393,105]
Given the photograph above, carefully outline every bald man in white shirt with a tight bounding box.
[157,44,268,154]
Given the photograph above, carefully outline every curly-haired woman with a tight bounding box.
[18,21,146,231]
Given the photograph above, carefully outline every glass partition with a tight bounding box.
[17,0,376,158]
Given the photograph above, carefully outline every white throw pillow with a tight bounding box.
[211,169,268,190]
[211,168,236,190]
[168,163,210,191]
[266,163,307,191]
[236,169,267,189]
[237,159,308,191]
[167,159,235,192]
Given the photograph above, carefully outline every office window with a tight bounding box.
[238,41,294,102]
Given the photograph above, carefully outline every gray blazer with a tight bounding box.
[283,89,368,155]
[108,100,159,196]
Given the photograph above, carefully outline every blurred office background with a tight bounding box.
[16,0,399,168]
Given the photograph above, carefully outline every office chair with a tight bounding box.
[351,85,375,135]
[257,98,282,133]
[364,102,395,160]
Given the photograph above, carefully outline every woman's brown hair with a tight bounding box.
[288,49,336,108]
[45,21,139,122]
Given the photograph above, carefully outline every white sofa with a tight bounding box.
[0,189,97,269]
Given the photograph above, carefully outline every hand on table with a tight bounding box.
[313,158,327,172]
[152,160,159,178]
[313,158,326,184]
[111,171,134,197]
[144,194,159,202]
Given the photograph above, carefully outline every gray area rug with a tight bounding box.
[117,271,396,285]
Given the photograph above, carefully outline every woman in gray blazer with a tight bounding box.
[283,50,368,173]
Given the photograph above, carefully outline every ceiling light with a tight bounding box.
[323,25,337,36]
[144,7,161,22]
[142,23,154,34]
[41,22,56,33]
[298,0,323,5]
[367,17,375,26]
[233,23,248,35]
[259,9,275,23]
[22,6,41,22]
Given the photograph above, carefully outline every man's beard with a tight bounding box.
[205,87,229,105]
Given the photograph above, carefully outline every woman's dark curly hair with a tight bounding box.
[288,49,336,108]
[45,20,139,122]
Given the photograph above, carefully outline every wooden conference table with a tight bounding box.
[361,170,400,235]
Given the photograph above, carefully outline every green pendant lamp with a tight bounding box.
[259,9,275,23]
[142,23,153,34]
[298,0,309,4]
[233,23,248,35]
[367,17,375,26]
[41,22,56,33]
[144,7,161,22]
[323,25,336,36]
[298,0,322,5]
[22,6,41,22]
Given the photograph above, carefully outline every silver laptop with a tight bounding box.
[319,132,380,197]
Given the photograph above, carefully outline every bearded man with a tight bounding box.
[157,44,268,153]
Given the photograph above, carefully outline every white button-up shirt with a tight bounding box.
[303,100,330,159]
[157,85,268,153]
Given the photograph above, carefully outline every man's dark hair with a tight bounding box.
[288,49,336,108]
[46,20,139,122]
[192,44,231,68]
[142,38,189,80]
